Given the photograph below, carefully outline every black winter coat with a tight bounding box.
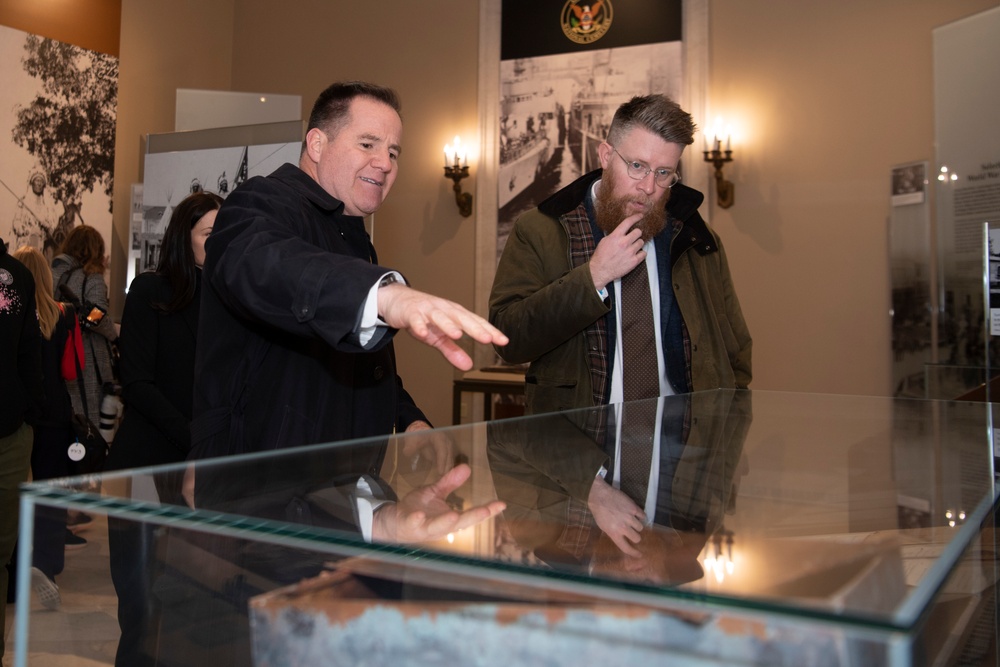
[106,271,200,471]
[190,164,425,476]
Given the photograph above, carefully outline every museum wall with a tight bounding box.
[705,0,998,396]
[9,0,1000,428]
[110,0,236,322]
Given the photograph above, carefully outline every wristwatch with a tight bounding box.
[379,273,401,288]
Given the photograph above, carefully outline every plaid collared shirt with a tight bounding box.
[563,205,694,402]
[563,202,609,408]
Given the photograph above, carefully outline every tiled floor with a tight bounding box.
[2,514,119,667]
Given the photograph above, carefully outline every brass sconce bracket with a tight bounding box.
[444,165,473,217]
[703,149,735,209]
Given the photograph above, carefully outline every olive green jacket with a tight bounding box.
[490,171,752,415]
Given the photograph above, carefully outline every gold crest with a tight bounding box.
[561,0,613,44]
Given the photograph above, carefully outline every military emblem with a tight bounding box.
[561,0,613,44]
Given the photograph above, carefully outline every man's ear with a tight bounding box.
[304,128,327,163]
[597,141,613,170]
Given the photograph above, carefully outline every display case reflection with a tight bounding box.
[487,390,751,588]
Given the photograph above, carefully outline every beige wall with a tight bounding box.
[104,0,997,427]
[110,0,236,322]
[705,0,997,396]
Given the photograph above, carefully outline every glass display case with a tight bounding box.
[12,390,1000,666]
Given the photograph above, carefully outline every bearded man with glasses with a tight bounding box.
[490,94,751,417]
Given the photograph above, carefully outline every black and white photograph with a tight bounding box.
[896,494,933,530]
[0,24,117,259]
[989,224,1000,335]
[891,162,926,207]
[133,140,300,280]
[497,42,682,258]
[496,0,683,260]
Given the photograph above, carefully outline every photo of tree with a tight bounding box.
[0,25,117,259]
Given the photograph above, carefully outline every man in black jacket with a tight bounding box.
[191,81,506,541]
[0,239,43,660]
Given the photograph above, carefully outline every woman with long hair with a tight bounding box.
[106,191,222,667]
[51,225,117,424]
[10,246,77,609]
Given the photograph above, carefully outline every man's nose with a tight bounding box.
[636,172,656,195]
[371,151,393,171]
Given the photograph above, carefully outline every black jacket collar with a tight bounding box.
[271,163,349,215]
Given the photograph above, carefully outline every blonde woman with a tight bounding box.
[11,246,77,609]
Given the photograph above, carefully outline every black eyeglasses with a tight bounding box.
[611,147,681,188]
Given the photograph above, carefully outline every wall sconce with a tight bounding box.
[703,119,735,209]
[443,135,473,217]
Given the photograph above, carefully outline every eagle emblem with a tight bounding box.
[561,0,613,44]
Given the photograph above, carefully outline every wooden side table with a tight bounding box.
[452,369,525,424]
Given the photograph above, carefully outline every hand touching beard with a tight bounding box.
[594,186,668,243]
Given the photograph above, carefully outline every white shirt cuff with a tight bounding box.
[355,476,393,542]
[358,271,405,347]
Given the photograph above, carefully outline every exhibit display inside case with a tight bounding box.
[13,389,1000,666]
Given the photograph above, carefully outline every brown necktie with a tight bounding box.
[620,261,659,401]
[619,400,656,505]
[618,261,658,504]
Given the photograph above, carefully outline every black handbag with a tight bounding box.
[68,413,108,476]
[67,330,109,476]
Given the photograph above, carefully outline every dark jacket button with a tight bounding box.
[373,366,384,380]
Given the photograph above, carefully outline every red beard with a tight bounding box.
[593,185,668,243]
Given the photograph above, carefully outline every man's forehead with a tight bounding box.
[345,98,402,149]
[619,127,683,167]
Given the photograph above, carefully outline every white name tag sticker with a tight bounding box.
[68,442,86,462]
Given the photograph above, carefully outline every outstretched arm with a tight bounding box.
[377,283,508,371]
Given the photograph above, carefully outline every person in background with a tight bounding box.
[8,246,77,611]
[10,171,59,252]
[106,191,222,667]
[51,225,118,425]
[490,94,752,416]
[51,224,116,538]
[0,238,43,660]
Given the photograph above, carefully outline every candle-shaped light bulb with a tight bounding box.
[725,124,732,151]
[444,141,454,168]
[453,135,465,167]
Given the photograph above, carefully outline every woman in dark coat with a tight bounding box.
[9,245,77,609]
[106,191,222,667]
[108,191,221,471]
